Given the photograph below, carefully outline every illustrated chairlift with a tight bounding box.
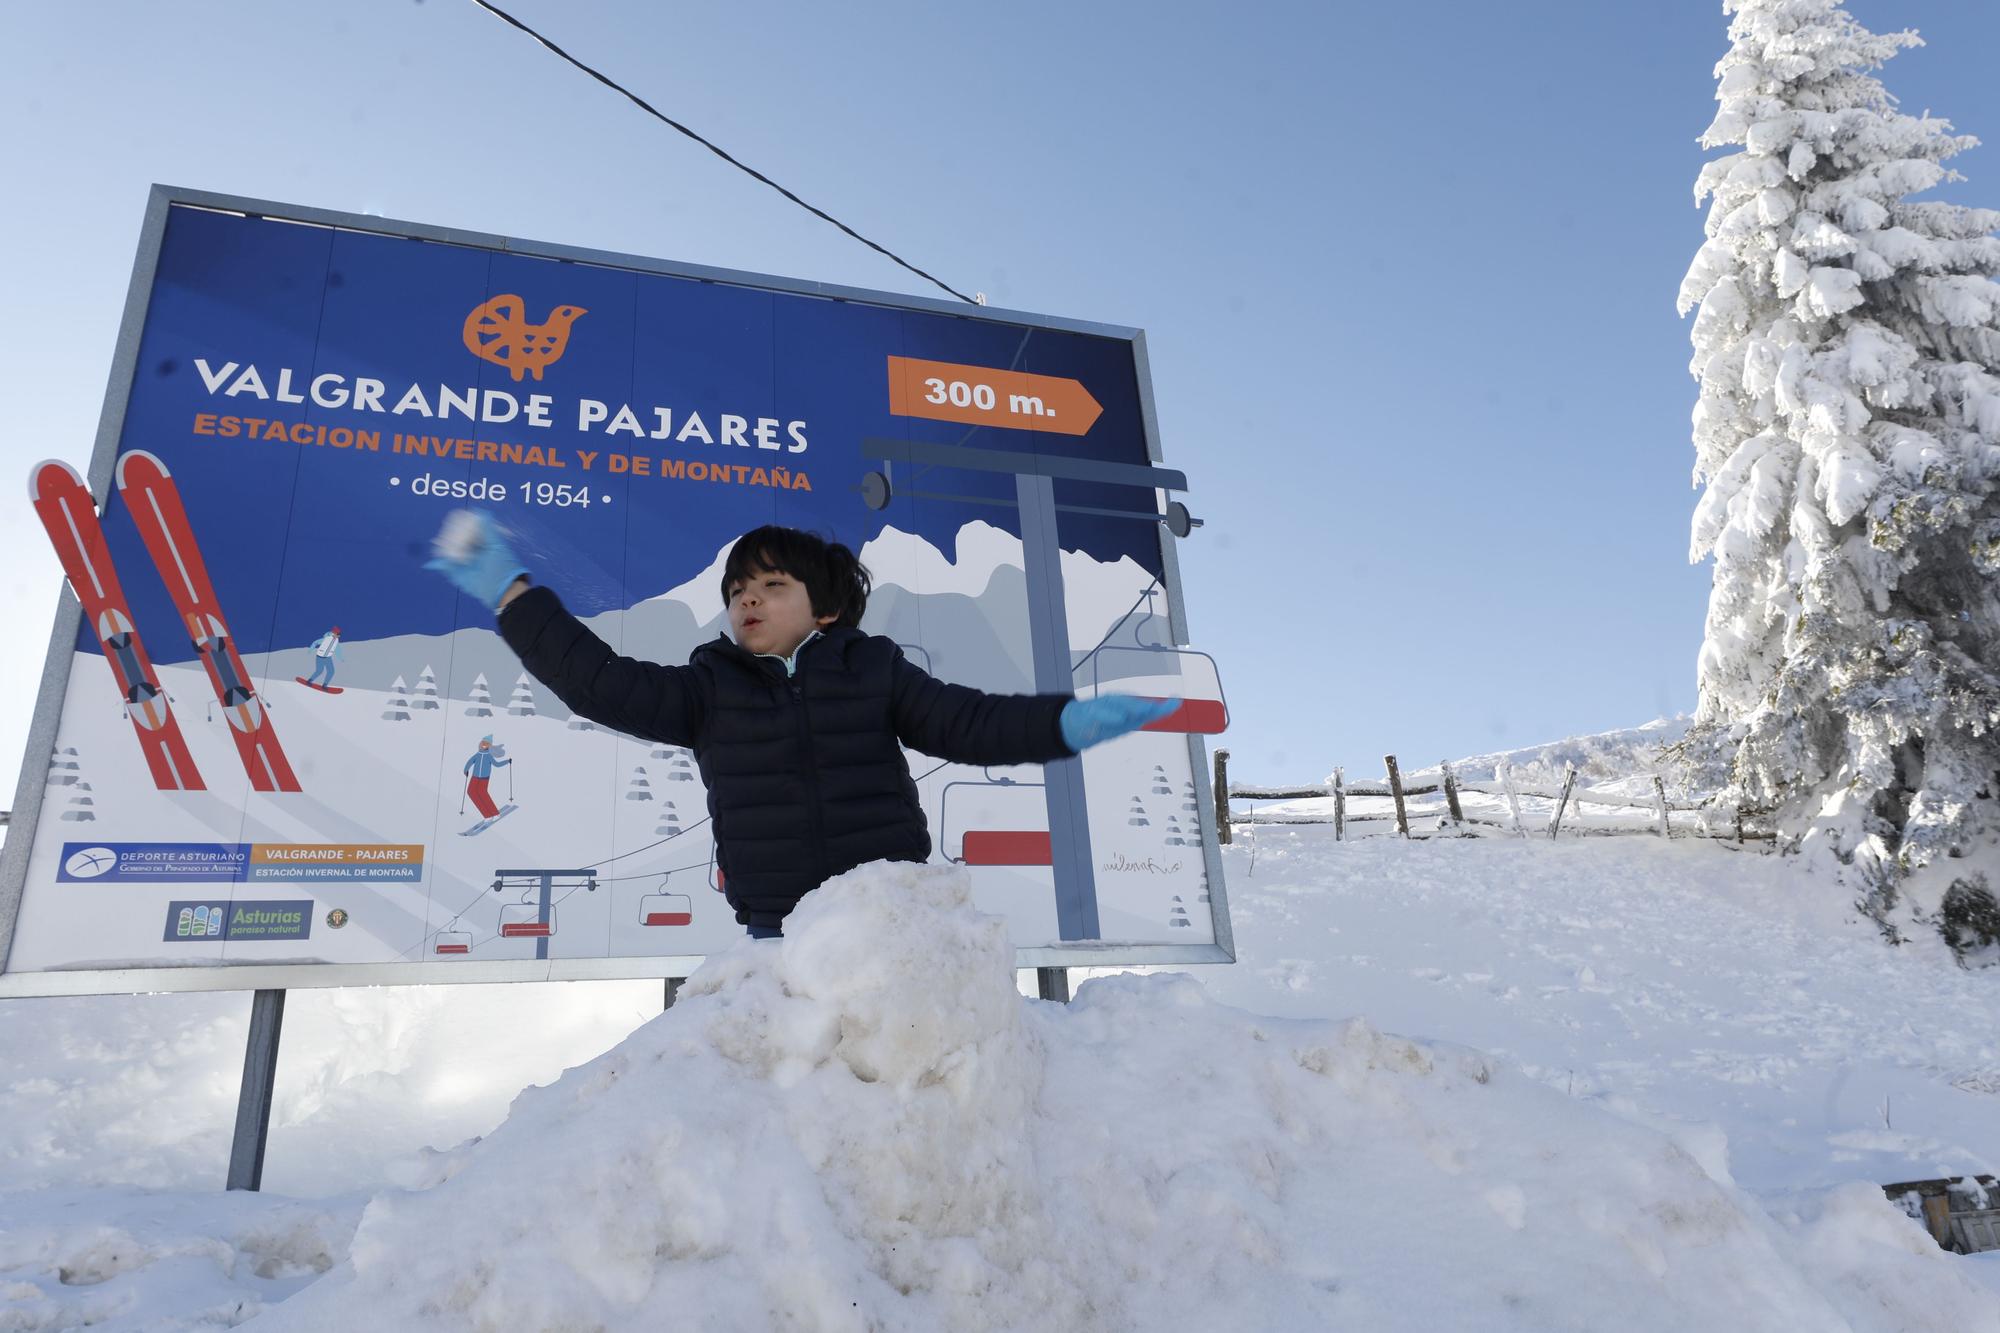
[639,884,693,927]
[498,894,554,938]
[940,770,1052,867]
[433,928,473,955]
[1073,595,1229,735]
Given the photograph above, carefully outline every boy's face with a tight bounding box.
[727,565,835,659]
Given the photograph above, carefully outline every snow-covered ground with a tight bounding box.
[3,814,1998,1328]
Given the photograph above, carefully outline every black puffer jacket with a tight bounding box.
[498,585,1074,926]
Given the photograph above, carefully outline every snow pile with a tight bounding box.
[0,1188,357,1331]
[231,860,1991,1331]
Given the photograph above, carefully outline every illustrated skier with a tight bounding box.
[461,735,512,823]
[426,511,1178,939]
[303,625,343,690]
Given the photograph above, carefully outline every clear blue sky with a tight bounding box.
[2,0,1996,792]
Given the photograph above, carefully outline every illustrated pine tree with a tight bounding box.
[626,765,653,801]
[413,665,441,711]
[465,673,494,718]
[506,672,537,717]
[61,779,96,823]
[1678,0,2000,943]
[46,746,81,787]
[566,711,596,732]
[382,675,412,723]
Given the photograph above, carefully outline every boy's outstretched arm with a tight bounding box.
[890,654,1071,764]
[426,511,705,746]
[889,654,1179,763]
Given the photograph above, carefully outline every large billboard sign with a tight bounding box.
[0,185,1231,996]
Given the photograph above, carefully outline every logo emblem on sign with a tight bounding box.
[63,846,118,879]
[461,295,588,382]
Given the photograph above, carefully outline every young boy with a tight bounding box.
[427,513,1174,936]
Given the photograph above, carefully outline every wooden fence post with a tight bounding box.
[1214,748,1230,845]
[1441,761,1464,830]
[1498,760,1526,837]
[1332,767,1346,842]
[1384,754,1410,837]
[1652,775,1670,838]
[1549,763,1578,839]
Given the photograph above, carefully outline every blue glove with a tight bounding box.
[423,509,530,611]
[1059,695,1181,752]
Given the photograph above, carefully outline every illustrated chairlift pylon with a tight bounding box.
[940,769,1052,867]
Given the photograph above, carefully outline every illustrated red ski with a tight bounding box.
[115,449,302,793]
[29,460,205,791]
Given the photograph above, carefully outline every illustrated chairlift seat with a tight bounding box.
[1077,641,1229,736]
[941,772,1053,867]
[498,900,554,938]
[639,890,693,927]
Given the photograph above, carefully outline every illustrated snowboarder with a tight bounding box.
[300,626,343,691]
[460,735,517,834]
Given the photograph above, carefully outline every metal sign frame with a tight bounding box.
[0,183,1234,997]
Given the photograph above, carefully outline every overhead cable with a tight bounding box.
[465,0,983,306]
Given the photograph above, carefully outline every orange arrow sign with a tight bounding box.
[886,356,1103,437]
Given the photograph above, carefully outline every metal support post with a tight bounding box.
[537,872,553,961]
[226,988,286,1191]
[1017,472,1098,940]
[1213,749,1230,845]
[1037,966,1070,1003]
[664,976,683,1010]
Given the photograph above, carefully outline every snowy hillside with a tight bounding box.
[1415,715,1692,786]
[3,826,1998,1327]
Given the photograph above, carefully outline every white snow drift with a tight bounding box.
[213,861,1990,1332]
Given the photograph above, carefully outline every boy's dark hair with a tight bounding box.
[720,525,871,628]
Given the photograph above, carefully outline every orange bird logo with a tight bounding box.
[461,295,588,381]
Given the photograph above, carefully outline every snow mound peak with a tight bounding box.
[253,862,1986,1332]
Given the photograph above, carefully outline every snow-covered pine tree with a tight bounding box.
[506,673,537,717]
[1678,0,2000,944]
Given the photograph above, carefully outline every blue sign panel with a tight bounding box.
[163,900,313,942]
[3,187,1230,993]
[58,843,250,884]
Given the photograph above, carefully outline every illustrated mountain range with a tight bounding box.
[244,524,1175,720]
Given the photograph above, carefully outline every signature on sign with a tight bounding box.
[1100,854,1183,876]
